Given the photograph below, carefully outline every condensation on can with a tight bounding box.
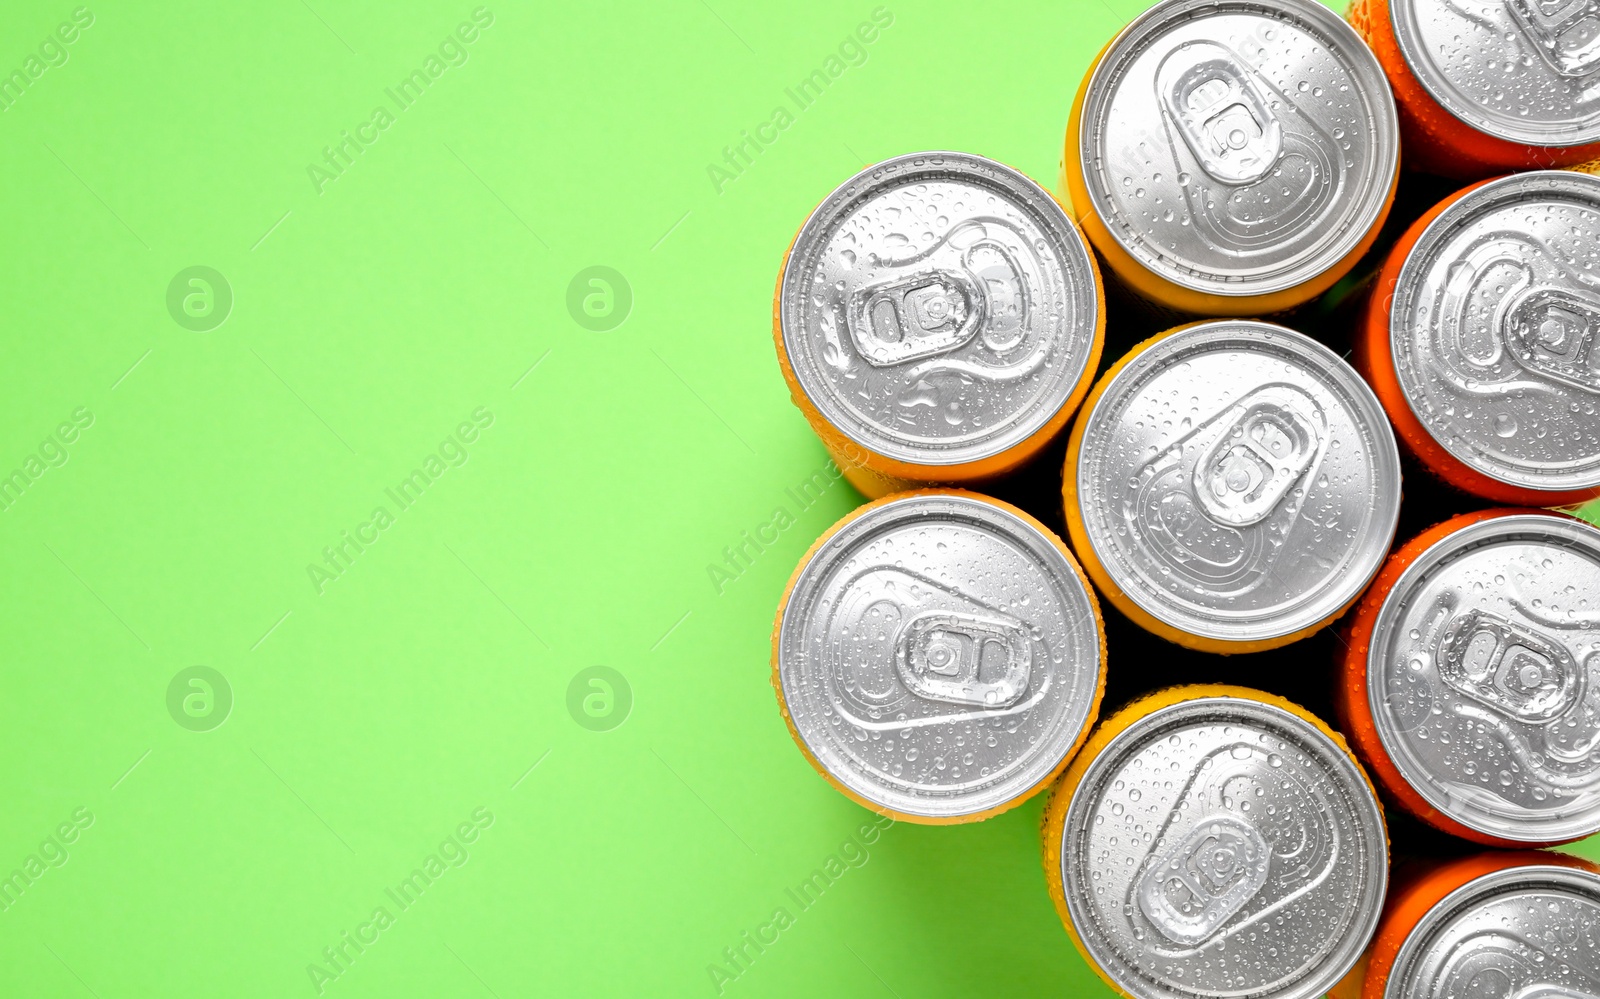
[1359,171,1600,506]
[1349,0,1600,178]
[774,152,1104,499]
[1354,852,1600,999]
[1338,508,1600,846]
[1064,320,1402,653]
[1042,685,1389,999]
[1064,0,1399,316]
[772,490,1106,824]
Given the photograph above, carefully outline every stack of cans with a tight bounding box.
[768,1,1600,997]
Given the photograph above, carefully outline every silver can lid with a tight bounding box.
[1390,171,1600,494]
[1385,864,1600,999]
[776,493,1102,819]
[778,152,1100,467]
[1075,0,1398,298]
[1392,0,1600,147]
[1366,513,1600,843]
[1071,321,1402,644]
[1059,695,1388,999]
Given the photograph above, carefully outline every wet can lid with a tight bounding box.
[1071,321,1401,645]
[1059,694,1388,999]
[1392,0,1600,147]
[779,152,1100,467]
[1386,864,1600,999]
[1366,512,1600,843]
[1075,0,1398,297]
[1390,171,1600,494]
[776,493,1103,820]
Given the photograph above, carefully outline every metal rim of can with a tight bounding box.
[1383,864,1600,999]
[777,151,1102,468]
[1068,320,1403,648]
[1389,0,1600,149]
[1075,0,1399,298]
[1056,690,1389,999]
[773,490,1106,823]
[1387,170,1600,495]
[1364,511,1600,844]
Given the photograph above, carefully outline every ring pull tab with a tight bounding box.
[1136,815,1270,946]
[1504,286,1600,393]
[896,610,1031,708]
[1126,386,1324,594]
[847,267,984,367]
[1192,387,1324,528]
[1437,610,1584,724]
[1157,44,1282,186]
[1507,0,1600,77]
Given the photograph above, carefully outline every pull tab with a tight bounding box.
[1137,815,1270,946]
[848,268,983,367]
[1192,387,1325,528]
[1437,610,1583,723]
[826,567,1045,730]
[1507,0,1600,77]
[1504,286,1600,393]
[1157,43,1283,186]
[897,610,1030,708]
[1126,386,1326,596]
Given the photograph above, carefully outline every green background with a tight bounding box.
[4,1,1598,996]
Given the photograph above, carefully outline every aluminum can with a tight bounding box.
[1064,0,1400,317]
[772,490,1106,823]
[774,152,1104,499]
[1339,508,1600,846]
[1352,851,1600,999]
[1064,320,1403,653]
[1359,171,1600,506]
[1042,685,1389,999]
[1349,0,1600,178]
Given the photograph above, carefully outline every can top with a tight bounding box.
[1367,513,1600,843]
[1072,321,1401,644]
[779,152,1100,467]
[1075,0,1397,297]
[1392,0,1600,147]
[776,493,1102,819]
[1059,695,1387,999]
[1391,171,1600,494]
[1385,865,1600,999]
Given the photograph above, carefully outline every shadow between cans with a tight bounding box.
[1084,170,1465,358]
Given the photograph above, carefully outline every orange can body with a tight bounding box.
[1065,320,1401,654]
[772,490,1106,824]
[1338,508,1600,847]
[1359,172,1600,507]
[1349,0,1600,178]
[773,152,1104,500]
[1043,685,1388,999]
[1352,851,1600,999]
[1063,0,1399,317]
